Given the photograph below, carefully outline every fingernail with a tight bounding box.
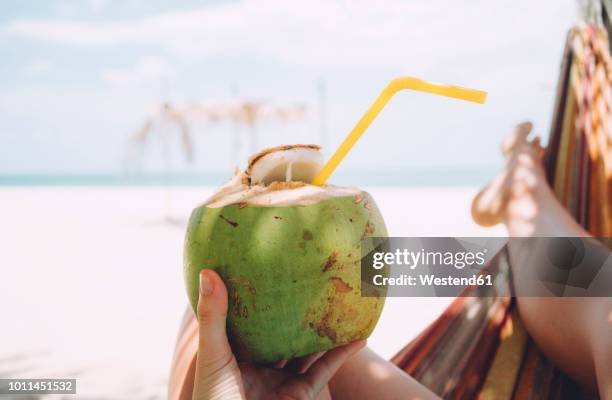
[200,270,214,296]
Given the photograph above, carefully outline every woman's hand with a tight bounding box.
[192,269,366,400]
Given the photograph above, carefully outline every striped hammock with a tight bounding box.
[391,25,611,400]
[168,25,612,400]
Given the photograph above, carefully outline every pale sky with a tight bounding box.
[0,0,578,174]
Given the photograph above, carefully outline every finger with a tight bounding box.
[196,269,233,369]
[273,359,288,369]
[283,351,326,374]
[193,270,245,399]
[297,352,326,374]
[288,341,366,397]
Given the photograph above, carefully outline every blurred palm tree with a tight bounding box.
[125,99,308,171]
[185,99,308,156]
[123,98,309,224]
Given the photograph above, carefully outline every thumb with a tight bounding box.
[193,269,245,400]
[196,269,233,369]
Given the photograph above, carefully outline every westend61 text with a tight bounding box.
[372,274,493,287]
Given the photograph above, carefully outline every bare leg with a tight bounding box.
[329,348,440,400]
[472,123,612,398]
[331,124,609,399]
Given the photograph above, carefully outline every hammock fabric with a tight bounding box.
[168,25,611,400]
[390,25,611,400]
[545,26,612,234]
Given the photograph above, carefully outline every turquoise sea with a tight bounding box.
[0,166,500,187]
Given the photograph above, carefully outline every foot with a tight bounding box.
[471,122,588,237]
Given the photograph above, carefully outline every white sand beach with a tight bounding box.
[0,186,505,399]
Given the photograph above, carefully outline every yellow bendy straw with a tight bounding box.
[312,77,488,186]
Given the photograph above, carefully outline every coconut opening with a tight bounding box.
[246,144,323,186]
[204,144,361,208]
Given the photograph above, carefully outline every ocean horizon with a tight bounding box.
[0,165,500,187]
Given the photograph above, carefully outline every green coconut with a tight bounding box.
[184,144,388,363]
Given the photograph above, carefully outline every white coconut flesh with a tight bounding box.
[205,144,362,208]
[248,145,324,186]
